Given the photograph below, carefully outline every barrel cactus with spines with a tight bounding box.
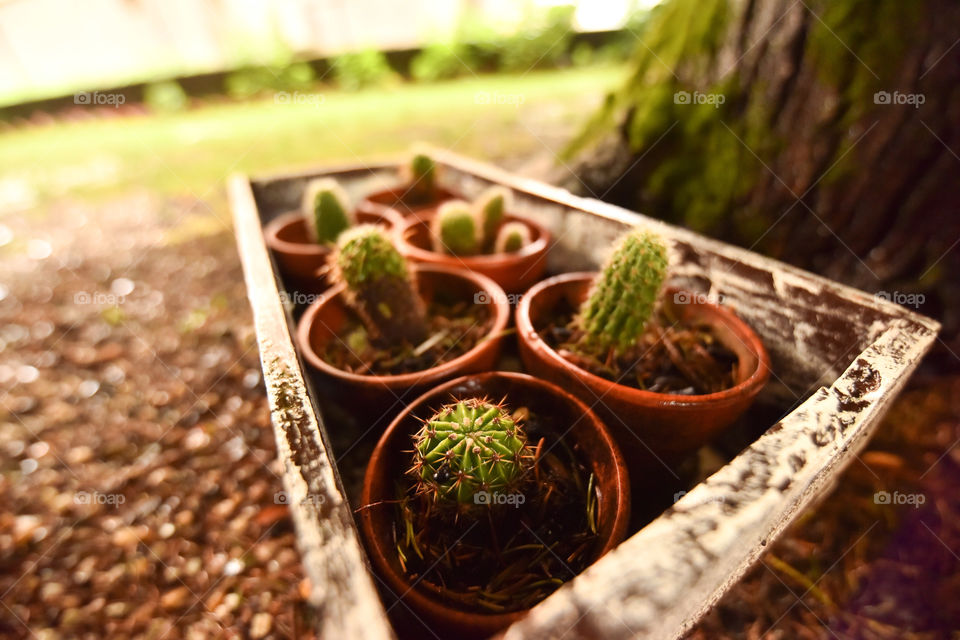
[332,224,428,344]
[399,151,438,203]
[494,221,531,253]
[431,200,480,256]
[576,229,669,356]
[473,186,511,248]
[301,178,353,244]
[410,398,532,504]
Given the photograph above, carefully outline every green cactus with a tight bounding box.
[410,398,532,504]
[332,225,428,344]
[399,151,438,204]
[301,178,353,244]
[431,200,480,256]
[473,186,511,247]
[494,221,531,253]
[576,229,669,355]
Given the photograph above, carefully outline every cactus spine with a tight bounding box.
[576,229,669,355]
[494,221,531,253]
[410,398,531,504]
[473,186,511,248]
[431,200,480,256]
[301,178,353,244]
[332,225,428,344]
[400,151,438,204]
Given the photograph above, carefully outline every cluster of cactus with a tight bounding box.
[409,398,532,504]
[301,178,354,244]
[399,151,438,204]
[431,186,530,256]
[575,229,669,356]
[331,225,428,344]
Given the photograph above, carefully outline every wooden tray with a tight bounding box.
[227,149,939,640]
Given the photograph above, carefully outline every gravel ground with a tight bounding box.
[1,190,958,639]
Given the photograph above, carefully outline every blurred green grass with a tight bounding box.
[0,66,624,212]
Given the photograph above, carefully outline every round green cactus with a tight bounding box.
[399,150,437,203]
[576,229,669,355]
[473,186,511,247]
[431,200,480,256]
[410,398,531,504]
[301,178,353,244]
[333,224,428,344]
[493,221,531,253]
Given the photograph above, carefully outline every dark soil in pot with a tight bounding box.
[540,297,740,395]
[359,372,630,639]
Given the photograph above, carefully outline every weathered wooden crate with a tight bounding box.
[227,149,939,640]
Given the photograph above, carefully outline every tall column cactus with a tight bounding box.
[410,398,531,504]
[399,150,438,204]
[576,229,669,356]
[301,178,354,244]
[332,225,428,344]
[473,186,511,248]
[431,200,480,256]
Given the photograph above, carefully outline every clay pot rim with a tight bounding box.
[395,212,551,264]
[517,271,772,408]
[263,203,403,258]
[363,185,461,209]
[359,370,631,630]
[297,264,510,387]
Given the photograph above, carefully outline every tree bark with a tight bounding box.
[565,0,960,359]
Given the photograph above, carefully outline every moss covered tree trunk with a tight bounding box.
[566,0,960,354]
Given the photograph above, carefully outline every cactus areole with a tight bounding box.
[411,398,531,504]
[576,229,669,356]
[332,224,428,344]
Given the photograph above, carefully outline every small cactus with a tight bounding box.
[473,186,511,248]
[399,150,438,204]
[431,200,480,256]
[575,229,669,356]
[493,221,531,253]
[332,225,428,344]
[410,398,532,504]
[301,178,353,244]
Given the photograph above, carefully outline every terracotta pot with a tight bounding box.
[363,186,461,220]
[263,202,403,286]
[359,371,630,639]
[516,272,771,463]
[297,265,510,414]
[395,213,550,294]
